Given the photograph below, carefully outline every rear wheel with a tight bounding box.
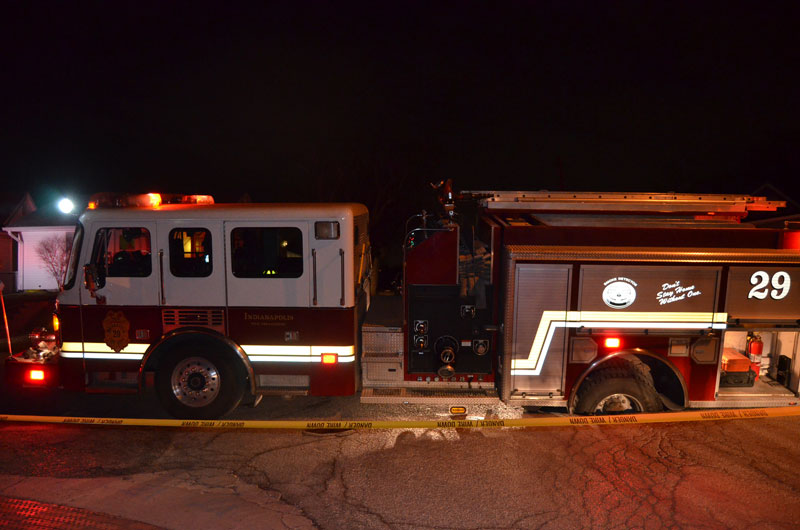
[574,359,662,415]
[156,348,244,419]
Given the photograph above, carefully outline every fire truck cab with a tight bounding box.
[9,193,370,418]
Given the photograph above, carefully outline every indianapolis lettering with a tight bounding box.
[244,312,294,322]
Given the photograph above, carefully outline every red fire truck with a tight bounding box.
[6,184,800,418]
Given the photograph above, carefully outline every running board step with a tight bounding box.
[361,387,499,405]
[256,387,309,396]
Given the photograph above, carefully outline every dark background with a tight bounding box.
[2,1,799,250]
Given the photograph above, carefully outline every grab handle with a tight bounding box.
[312,249,318,306]
[339,249,345,306]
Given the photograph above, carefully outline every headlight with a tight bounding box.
[28,327,57,351]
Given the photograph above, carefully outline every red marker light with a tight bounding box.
[27,369,46,382]
[782,230,800,249]
[321,353,338,364]
[605,337,621,349]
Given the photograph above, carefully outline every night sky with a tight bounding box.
[3,1,800,232]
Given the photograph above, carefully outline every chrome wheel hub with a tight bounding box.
[171,357,220,407]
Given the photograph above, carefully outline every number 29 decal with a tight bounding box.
[748,271,791,300]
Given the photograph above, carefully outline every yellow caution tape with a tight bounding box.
[2,406,800,430]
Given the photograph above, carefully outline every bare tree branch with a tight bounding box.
[35,234,73,290]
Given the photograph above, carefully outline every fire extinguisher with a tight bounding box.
[746,332,763,380]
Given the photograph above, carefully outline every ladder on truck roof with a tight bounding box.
[463,190,784,216]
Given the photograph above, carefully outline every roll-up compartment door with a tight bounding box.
[510,264,572,396]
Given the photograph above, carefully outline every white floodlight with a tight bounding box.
[58,198,75,214]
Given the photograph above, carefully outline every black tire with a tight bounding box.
[155,347,244,419]
[574,358,662,415]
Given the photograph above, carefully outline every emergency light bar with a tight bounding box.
[87,192,214,209]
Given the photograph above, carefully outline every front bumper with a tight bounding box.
[5,354,60,389]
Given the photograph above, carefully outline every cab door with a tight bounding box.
[311,219,349,308]
[77,222,160,371]
[224,221,310,307]
[156,220,225,307]
[81,222,159,307]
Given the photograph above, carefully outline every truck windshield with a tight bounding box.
[63,222,84,290]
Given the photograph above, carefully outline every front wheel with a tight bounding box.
[574,360,662,415]
[156,348,244,419]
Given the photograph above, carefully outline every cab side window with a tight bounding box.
[91,227,152,278]
[169,228,212,277]
[230,227,303,278]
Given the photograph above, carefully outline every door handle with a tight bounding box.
[312,249,318,306]
[340,248,345,306]
[158,249,165,305]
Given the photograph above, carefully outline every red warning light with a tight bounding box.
[782,230,800,250]
[27,369,46,382]
[146,193,162,208]
[604,337,621,349]
[321,353,338,364]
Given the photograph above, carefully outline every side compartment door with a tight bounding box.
[225,221,310,307]
[510,263,572,396]
[156,220,225,307]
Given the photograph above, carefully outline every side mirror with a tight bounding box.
[84,264,97,291]
[83,264,106,304]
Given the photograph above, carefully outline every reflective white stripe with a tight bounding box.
[62,342,149,354]
[241,345,312,356]
[310,346,355,357]
[579,321,727,329]
[511,311,728,375]
[241,345,354,358]
[578,311,728,324]
[248,355,356,363]
[61,343,355,364]
[61,351,355,363]
[61,341,148,360]
[248,345,355,363]
[61,352,145,360]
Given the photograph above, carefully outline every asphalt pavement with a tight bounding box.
[2,390,800,529]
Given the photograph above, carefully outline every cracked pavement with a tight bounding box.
[1,396,800,529]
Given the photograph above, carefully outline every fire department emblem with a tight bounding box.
[103,311,130,352]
